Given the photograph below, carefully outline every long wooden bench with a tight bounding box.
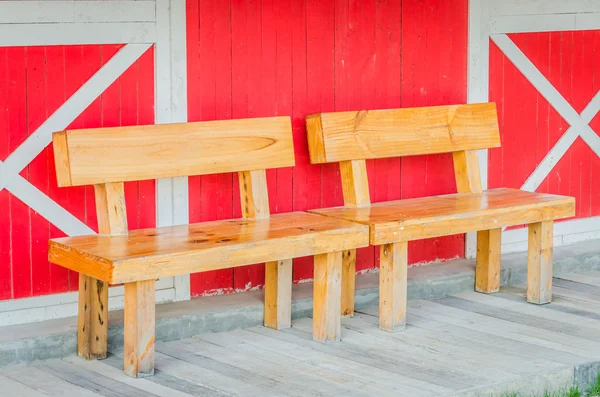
[48,116,369,377]
[305,103,575,332]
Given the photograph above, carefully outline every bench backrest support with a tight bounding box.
[306,103,499,206]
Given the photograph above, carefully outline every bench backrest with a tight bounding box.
[306,103,499,207]
[52,117,294,235]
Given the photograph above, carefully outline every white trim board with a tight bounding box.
[466,0,600,258]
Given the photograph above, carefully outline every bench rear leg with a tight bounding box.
[341,249,356,317]
[313,252,342,342]
[379,242,407,332]
[527,221,553,304]
[264,259,292,330]
[78,274,108,360]
[475,228,501,294]
[124,279,155,378]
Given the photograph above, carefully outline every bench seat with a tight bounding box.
[309,188,575,245]
[49,212,369,285]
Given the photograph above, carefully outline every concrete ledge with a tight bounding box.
[1,239,599,367]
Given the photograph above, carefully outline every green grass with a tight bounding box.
[493,372,600,397]
[588,373,600,397]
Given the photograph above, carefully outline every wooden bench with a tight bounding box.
[305,103,575,332]
[48,116,369,377]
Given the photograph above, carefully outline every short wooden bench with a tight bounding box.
[48,116,369,377]
[306,103,575,332]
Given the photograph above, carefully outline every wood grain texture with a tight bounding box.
[238,169,270,220]
[309,188,575,245]
[527,221,554,305]
[52,116,295,187]
[453,150,483,194]
[94,183,128,236]
[52,131,72,187]
[476,229,501,293]
[379,242,407,332]
[49,212,369,284]
[339,160,371,207]
[341,249,356,317]
[124,279,155,378]
[306,103,500,163]
[77,274,108,360]
[313,251,342,342]
[264,259,293,330]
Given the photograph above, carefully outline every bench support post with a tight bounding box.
[264,259,293,330]
[475,228,501,293]
[313,251,342,342]
[124,279,156,378]
[379,242,407,332]
[77,274,108,360]
[341,249,356,317]
[527,221,553,304]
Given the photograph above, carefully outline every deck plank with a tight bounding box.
[0,373,49,396]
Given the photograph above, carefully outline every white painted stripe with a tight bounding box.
[0,1,156,24]
[489,0,600,16]
[0,287,176,327]
[576,13,600,30]
[490,14,577,34]
[4,171,94,237]
[0,43,152,183]
[0,23,156,47]
[503,216,600,247]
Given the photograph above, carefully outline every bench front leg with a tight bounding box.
[313,252,342,342]
[341,249,356,317]
[264,259,293,330]
[124,280,155,378]
[527,221,554,304]
[78,274,108,360]
[379,242,407,332]
[475,228,501,294]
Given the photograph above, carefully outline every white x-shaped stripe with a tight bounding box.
[0,43,151,236]
[491,34,600,193]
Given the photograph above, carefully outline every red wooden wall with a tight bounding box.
[186,0,468,296]
[0,46,155,300]
[489,31,600,220]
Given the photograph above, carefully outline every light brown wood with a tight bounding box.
[341,249,356,317]
[339,160,371,207]
[264,259,293,330]
[379,242,407,332]
[52,116,295,187]
[527,221,554,304]
[313,251,342,342]
[475,228,501,293]
[77,182,127,360]
[453,150,483,194]
[124,279,155,378]
[77,274,108,360]
[239,169,270,220]
[309,189,575,245]
[49,212,370,284]
[306,103,500,163]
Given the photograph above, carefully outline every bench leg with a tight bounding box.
[78,274,108,360]
[341,249,356,317]
[264,259,292,330]
[313,252,342,342]
[379,242,407,332]
[475,229,501,294]
[527,221,554,304]
[124,280,155,378]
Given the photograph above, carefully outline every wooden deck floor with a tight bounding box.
[4,270,600,397]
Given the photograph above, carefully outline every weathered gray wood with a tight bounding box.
[409,299,600,359]
[103,354,230,397]
[40,359,153,397]
[560,270,600,287]
[1,364,102,397]
[0,373,48,397]
[553,278,600,296]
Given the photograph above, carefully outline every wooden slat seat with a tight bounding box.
[48,116,369,378]
[50,212,368,284]
[306,103,576,333]
[310,189,574,245]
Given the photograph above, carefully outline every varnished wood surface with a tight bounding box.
[309,188,575,245]
[7,270,600,397]
[52,116,295,187]
[49,212,369,284]
[306,103,500,163]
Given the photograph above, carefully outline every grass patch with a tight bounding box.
[495,386,581,397]
[588,373,600,397]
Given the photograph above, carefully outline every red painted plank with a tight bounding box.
[0,48,11,300]
[592,31,600,217]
